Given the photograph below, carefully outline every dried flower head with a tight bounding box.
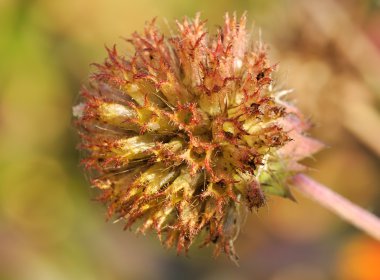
[73,13,322,262]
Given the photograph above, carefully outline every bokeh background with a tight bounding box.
[1,0,380,279]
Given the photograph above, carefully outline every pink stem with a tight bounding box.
[292,174,380,241]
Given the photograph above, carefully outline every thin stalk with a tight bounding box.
[292,174,380,241]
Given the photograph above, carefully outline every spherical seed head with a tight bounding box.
[73,13,323,262]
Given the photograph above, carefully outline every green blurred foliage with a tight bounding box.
[1,0,380,279]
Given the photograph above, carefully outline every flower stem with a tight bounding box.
[291,174,380,241]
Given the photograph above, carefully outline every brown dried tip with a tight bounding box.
[73,13,322,262]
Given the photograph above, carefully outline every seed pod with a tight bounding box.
[73,13,323,261]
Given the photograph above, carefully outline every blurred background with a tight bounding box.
[1,0,380,279]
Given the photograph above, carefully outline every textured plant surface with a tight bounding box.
[73,13,322,262]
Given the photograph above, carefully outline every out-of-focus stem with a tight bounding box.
[292,174,380,241]
[298,0,380,96]
[343,99,380,157]
[340,81,380,157]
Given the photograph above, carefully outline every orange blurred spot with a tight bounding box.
[336,236,380,280]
